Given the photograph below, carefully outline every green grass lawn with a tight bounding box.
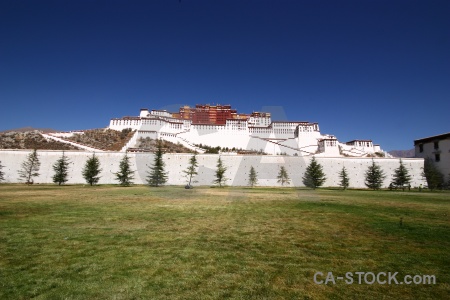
[0,185,449,299]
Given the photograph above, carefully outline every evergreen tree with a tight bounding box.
[422,157,444,191]
[364,159,386,190]
[18,149,40,184]
[183,153,198,188]
[446,174,450,190]
[302,157,326,189]
[248,166,258,187]
[0,160,4,182]
[146,140,167,187]
[213,156,228,187]
[115,153,135,186]
[277,166,291,186]
[338,166,350,190]
[52,151,71,185]
[391,159,411,191]
[82,153,102,186]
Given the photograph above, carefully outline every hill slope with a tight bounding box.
[0,131,80,150]
[1,127,58,134]
[388,149,415,158]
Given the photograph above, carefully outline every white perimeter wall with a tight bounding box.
[0,150,426,188]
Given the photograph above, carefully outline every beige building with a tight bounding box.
[414,132,450,180]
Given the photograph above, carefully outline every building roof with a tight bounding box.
[414,132,450,145]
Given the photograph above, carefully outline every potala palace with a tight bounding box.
[108,104,386,157]
[1,103,428,187]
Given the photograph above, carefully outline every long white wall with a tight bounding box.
[0,150,426,188]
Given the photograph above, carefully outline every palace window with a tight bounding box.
[435,153,440,162]
[434,141,439,150]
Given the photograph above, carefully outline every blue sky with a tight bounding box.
[1,0,449,151]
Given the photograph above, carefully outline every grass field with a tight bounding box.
[0,185,449,299]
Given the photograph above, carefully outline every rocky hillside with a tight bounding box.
[64,128,135,151]
[135,137,195,153]
[0,131,80,150]
[0,128,196,153]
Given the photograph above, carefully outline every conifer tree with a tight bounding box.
[115,153,135,186]
[146,140,167,187]
[183,153,198,188]
[18,149,40,184]
[422,157,444,191]
[248,166,258,187]
[302,157,326,189]
[82,153,102,186]
[213,156,228,187]
[391,159,411,191]
[277,166,290,186]
[446,174,450,190]
[0,160,5,182]
[52,151,71,185]
[338,166,350,190]
[364,159,386,190]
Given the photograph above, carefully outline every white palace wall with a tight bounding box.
[0,150,426,188]
[110,115,331,156]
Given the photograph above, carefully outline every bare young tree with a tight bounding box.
[18,149,40,184]
[248,166,258,187]
[183,153,198,188]
[213,156,228,187]
[277,166,290,186]
[338,166,350,190]
[0,160,5,182]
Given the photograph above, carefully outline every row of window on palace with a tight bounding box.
[272,123,299,127]
[111,120,140,125]
[353,141,372,147]
[322,141,337,147]
[250,129,294,134]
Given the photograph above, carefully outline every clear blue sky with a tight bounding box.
[1,0,449,151]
